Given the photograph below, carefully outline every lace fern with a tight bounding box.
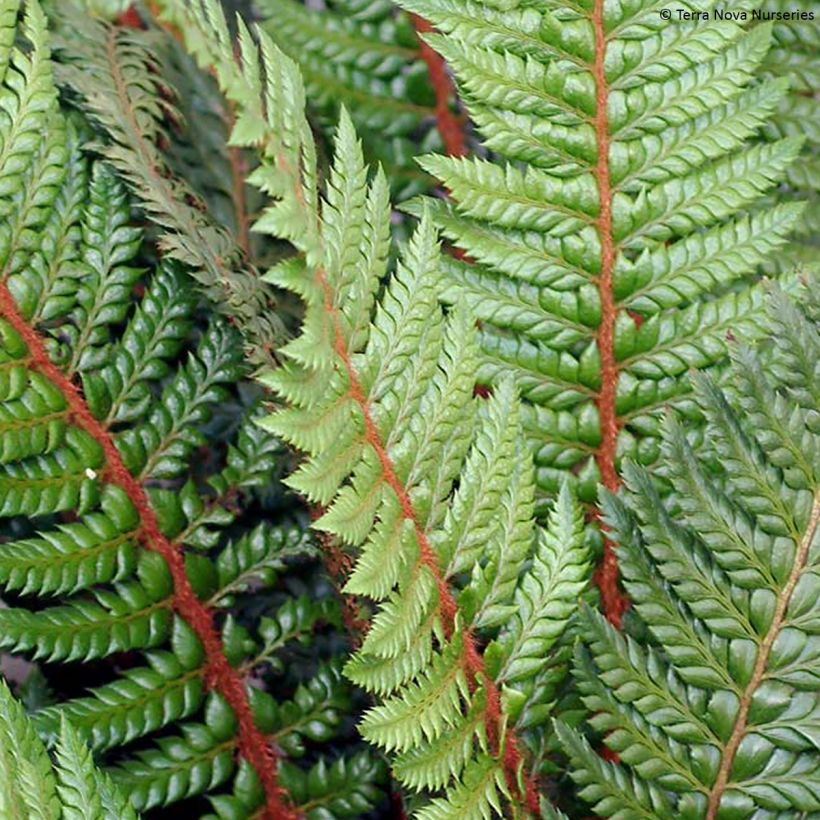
[396,0,806,622]
[0,4,385,817]
[558,280,819,818]
[157,1,589,814]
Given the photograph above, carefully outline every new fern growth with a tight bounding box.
[0,4,385,818]
[156,1,589,815]
[558,280,820,818]
[396,0,807,621]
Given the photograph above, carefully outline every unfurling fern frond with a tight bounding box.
[0,4,383,817]
[0,679,138,820]
[158,1,589,815]
[396,0,806,621]
[559,281,820,818]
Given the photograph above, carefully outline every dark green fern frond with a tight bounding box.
[394,0,807,622]
[47,4,285,366]
[559,280,820,818]
[158,2,590,814]
[0,679,138,820]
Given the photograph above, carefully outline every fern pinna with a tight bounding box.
[396,0,806,622]
[557,280,820,818]
[0,4,386,818]
[0,679,138,819]
[158,0,590,815]
[759,0,819,271]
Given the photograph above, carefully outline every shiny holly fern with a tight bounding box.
[155,1,589,815]
[557,281,820,819]
[397,0,806,619]
[0,679,139,820]
[251,0,452,199]
[0,4,383,818]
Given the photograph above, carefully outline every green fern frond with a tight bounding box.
[157,3,590,814]
[395,0,807,624]
[0,4,377,816]
[47,4,285,366]
[560,281,820,817]
[0,678,138,819]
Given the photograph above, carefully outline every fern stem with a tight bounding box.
[591,0,628,627]
[228,138,251,257]
[411,15,466,157]
[0,280,296,820]
[705,490,820,818]
[316,269,541,816]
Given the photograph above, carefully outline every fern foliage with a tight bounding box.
[250,0,456,199]
[559,281,820,818]
[759,0,819,270]
[0,679,139,820]
[47,2,285,367]
[156,1,589,814]
[0,3,386,817]
[395,0,807,619]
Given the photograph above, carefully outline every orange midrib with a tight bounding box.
[317,271,541,815]
[411,15,467,158]
[0,280,294,820]
[591,0,629,627]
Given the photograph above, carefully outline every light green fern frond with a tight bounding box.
[159,1,590,814]
[0,678,138,819]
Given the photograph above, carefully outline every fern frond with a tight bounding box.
[398,0,807,622]
[158,3,590,814]
[560,281,820,817]
[47,5,285,366]
[0,6,363,815]
[0,679,138,819]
